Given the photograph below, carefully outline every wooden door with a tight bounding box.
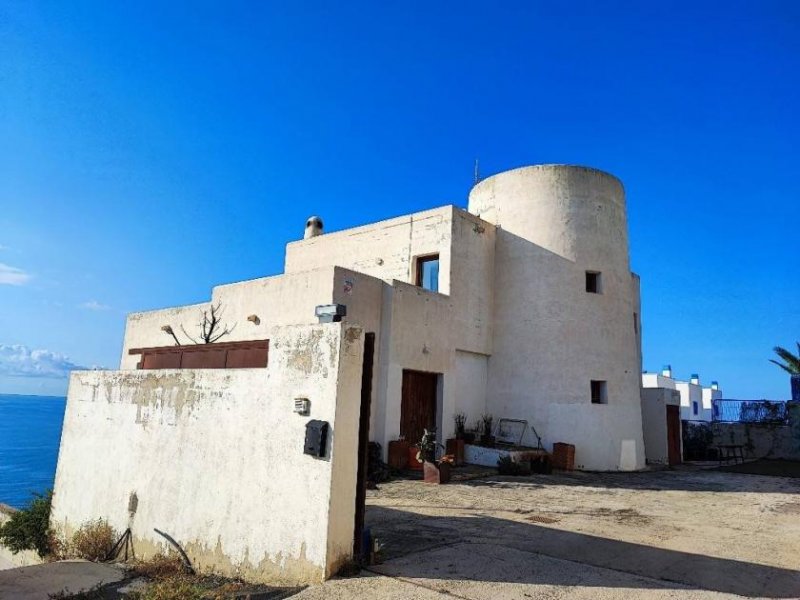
[353,333,375,559]
[401,370,438,447]
[666,404,681,466]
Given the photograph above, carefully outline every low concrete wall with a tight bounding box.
[701,402,800,460]
[51,323,364,585]
[0,505,43,570]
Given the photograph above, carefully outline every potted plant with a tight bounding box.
[446,413,467,465]
[480,413,495,447]
[417,429,451,484]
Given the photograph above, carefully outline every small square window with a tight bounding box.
[591,380,607,404]
[586,271,602,294]
[415,254,439,292]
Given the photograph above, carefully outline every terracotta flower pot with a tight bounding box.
[423,461,451,484]
[446,438,465,465]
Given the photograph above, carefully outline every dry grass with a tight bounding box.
[129,553,187,579]
[70,519,117,561]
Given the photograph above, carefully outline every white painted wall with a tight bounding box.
[469,165,645,470]
[642,373,677,390]
[702,385,722,417]
[284,206,454,294]
[52,323,364,585]
[676,381,705,421]
[641,388,681,464]
[454,350,488,429]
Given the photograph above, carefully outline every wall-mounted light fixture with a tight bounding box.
[160,325,181,346]
[315,304,346,323]
[247,314,260,325]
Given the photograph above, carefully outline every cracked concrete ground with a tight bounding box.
[297,468,800,599]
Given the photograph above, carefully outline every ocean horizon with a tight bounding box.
[0,393,66,509]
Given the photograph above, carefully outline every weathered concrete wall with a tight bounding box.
[641,388,681,465]
[52,323,364,584]
[120,267,340,368]
[469,165,645,470]
[710,403,800,460]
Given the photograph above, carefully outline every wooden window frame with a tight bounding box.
[415,253,440,290]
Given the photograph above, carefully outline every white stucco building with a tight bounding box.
[117,164,646,471]
[51,164,649,583]
[642,366,722,422]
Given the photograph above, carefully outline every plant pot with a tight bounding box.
[480,435,496,448]
[388,440,409,470]
[423,461,452,484]
[407,445,423,471]
[462,432,476,444]
[446,438,465,466]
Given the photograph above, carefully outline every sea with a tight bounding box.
[0,394,67,509]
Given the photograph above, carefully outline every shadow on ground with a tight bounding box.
[716,458,800,478]
[366,505,800,598]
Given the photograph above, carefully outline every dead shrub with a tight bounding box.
[130,554,186,580]
[70,519,117,561]
[128,575,204,600]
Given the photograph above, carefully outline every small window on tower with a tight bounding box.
[415,254,440,292]
[586,271,602,294]
[693,401,699,415]
[591,380,608,404]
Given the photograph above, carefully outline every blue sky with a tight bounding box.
[0,1,798,398]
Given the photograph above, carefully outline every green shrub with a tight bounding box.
[0,490,53,558]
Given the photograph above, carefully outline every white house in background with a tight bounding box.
[642,366,722,422]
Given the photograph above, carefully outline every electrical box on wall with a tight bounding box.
[294,398,310,415]
[304,420,329,458]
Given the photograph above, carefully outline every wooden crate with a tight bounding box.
[552,442,575,471]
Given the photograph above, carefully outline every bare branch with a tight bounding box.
[180,324,198,345]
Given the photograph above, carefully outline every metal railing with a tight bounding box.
[712,399,788,423]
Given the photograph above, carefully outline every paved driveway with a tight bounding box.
[298,468,800,599]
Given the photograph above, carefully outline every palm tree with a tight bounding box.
[770,343,800,374]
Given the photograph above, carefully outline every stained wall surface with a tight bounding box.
[52,323,364,584]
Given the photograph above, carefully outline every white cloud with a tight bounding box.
[0,262,31,285]
[0,344,88,378]
[80,300,110,311]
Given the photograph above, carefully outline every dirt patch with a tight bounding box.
[774,501,800,515]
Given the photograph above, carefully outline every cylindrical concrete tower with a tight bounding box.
[468,165,645,471]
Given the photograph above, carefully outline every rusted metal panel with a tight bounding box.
[226,345,269,368]
[141,350,181,370]
[130,340,269,370]
[181,347,226,369]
